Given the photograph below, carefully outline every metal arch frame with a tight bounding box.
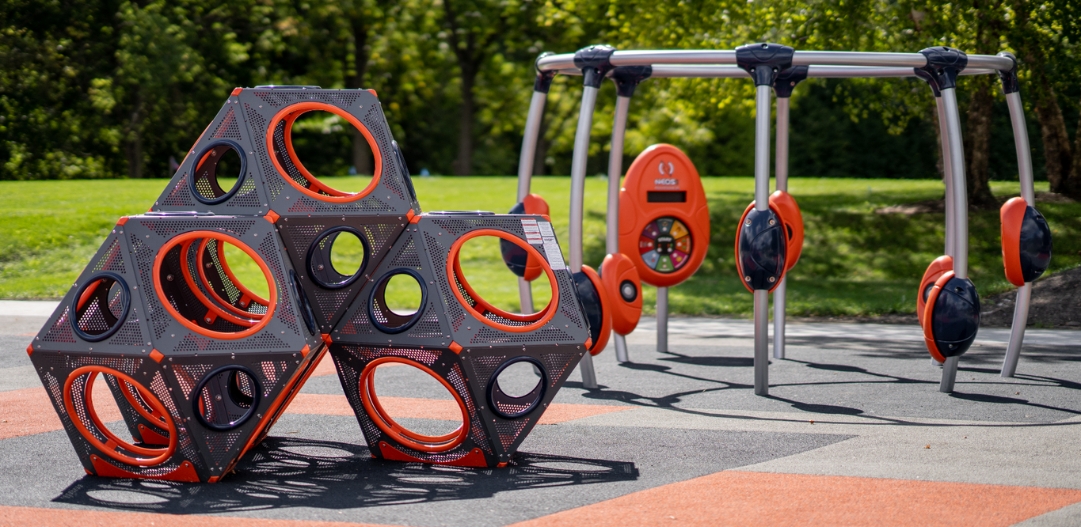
[516,47,1030,393]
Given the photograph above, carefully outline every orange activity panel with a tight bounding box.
[619,144,709,288]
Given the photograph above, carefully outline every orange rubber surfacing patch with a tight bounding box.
[508,471,1081,527]
[265,101,383,203]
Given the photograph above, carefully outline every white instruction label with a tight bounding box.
[521,218,542,245]
[537,222,566,270]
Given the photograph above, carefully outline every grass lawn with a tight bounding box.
[0,176,1076,319]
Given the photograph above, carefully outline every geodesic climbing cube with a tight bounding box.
[327,212,592,467]
[28,214,324,482]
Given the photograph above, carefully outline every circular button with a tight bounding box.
[619,280,638,302]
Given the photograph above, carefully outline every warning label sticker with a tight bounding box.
[521,219,542,245]
[537,221,565,270]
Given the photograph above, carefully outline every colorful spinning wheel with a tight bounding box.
[638,216,693,274]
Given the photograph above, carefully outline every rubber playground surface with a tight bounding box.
[2,300,1081,526]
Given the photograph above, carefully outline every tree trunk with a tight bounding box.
[125,92,144,178]
[348,12,372,175]
[456,63,476,176]
[1066,95,1081,197]
[964,76,999,208]
[962,0,1003,209]
[1009,0,1074,195]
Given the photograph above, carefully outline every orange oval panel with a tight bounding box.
[619,144,710,288]
[601,253,643,335]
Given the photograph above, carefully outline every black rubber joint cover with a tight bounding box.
[930,276,980,357]
[574,45,617,89]
[736,42,795,86]
[738,208,786,290]
[773,65,808,98]
[917,47,967,91]
[611,66,653,97]
[534,52,557,93]
[1019,205,1053,282]
[997,51,1020,94]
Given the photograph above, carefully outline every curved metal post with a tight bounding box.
[569,85,600,388]
[608,95,632,362]
[516,90,550,315]
[935,98,956,260]
[939,86,970,393]
[1001,88,1036,377]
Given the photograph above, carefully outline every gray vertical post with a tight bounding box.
[736,42,794,397]
[753,83,773,396]
[939,86,969,393]
[607,66,652,363]
[568,45,616,389]
[516,63,556,316]
[935,98,956,260]
[656,286,668,353]
[1001,59,1035,378]
[773,96,791,360]
[769,65,806,362]
[609,95,632,362]
[569,85,600,389]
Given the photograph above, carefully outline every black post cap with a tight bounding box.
[534,52,558,93]
[997,52,1020,94]
[574,45,617,89]
[917,46,967,91]
[611,66,653,97]
[772,65,808,98]
[736,42,795,86]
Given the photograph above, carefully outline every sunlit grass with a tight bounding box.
[1,176,1076,319]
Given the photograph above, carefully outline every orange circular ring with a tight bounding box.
[194,238,269,320]
[446,229,559,333]
[153,231,278,340]
[63,366,178,467]
[265,102,383,203]
[117,379,168,427]
[177,239,258,327]
[453,255,550,323]
[358,357,469,452]
[365,367,459,444]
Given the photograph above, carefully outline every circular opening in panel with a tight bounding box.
[368,269,427,334]
[190,140,247,205]
[154,231,278,339]
[447,230,558,333]
[63,366,177,467]
[306,226,369,289]
[266,102,383,203]
[486,357,547,419]
[71,272,130,342]
[192,365,262,431]
[194,239,272,322]
[359,357,469,453]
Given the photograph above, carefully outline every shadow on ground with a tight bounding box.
[53,437,639,513]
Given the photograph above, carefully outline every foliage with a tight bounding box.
[2,0,1076,182]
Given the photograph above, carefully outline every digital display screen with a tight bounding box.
[647,191,687,203]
